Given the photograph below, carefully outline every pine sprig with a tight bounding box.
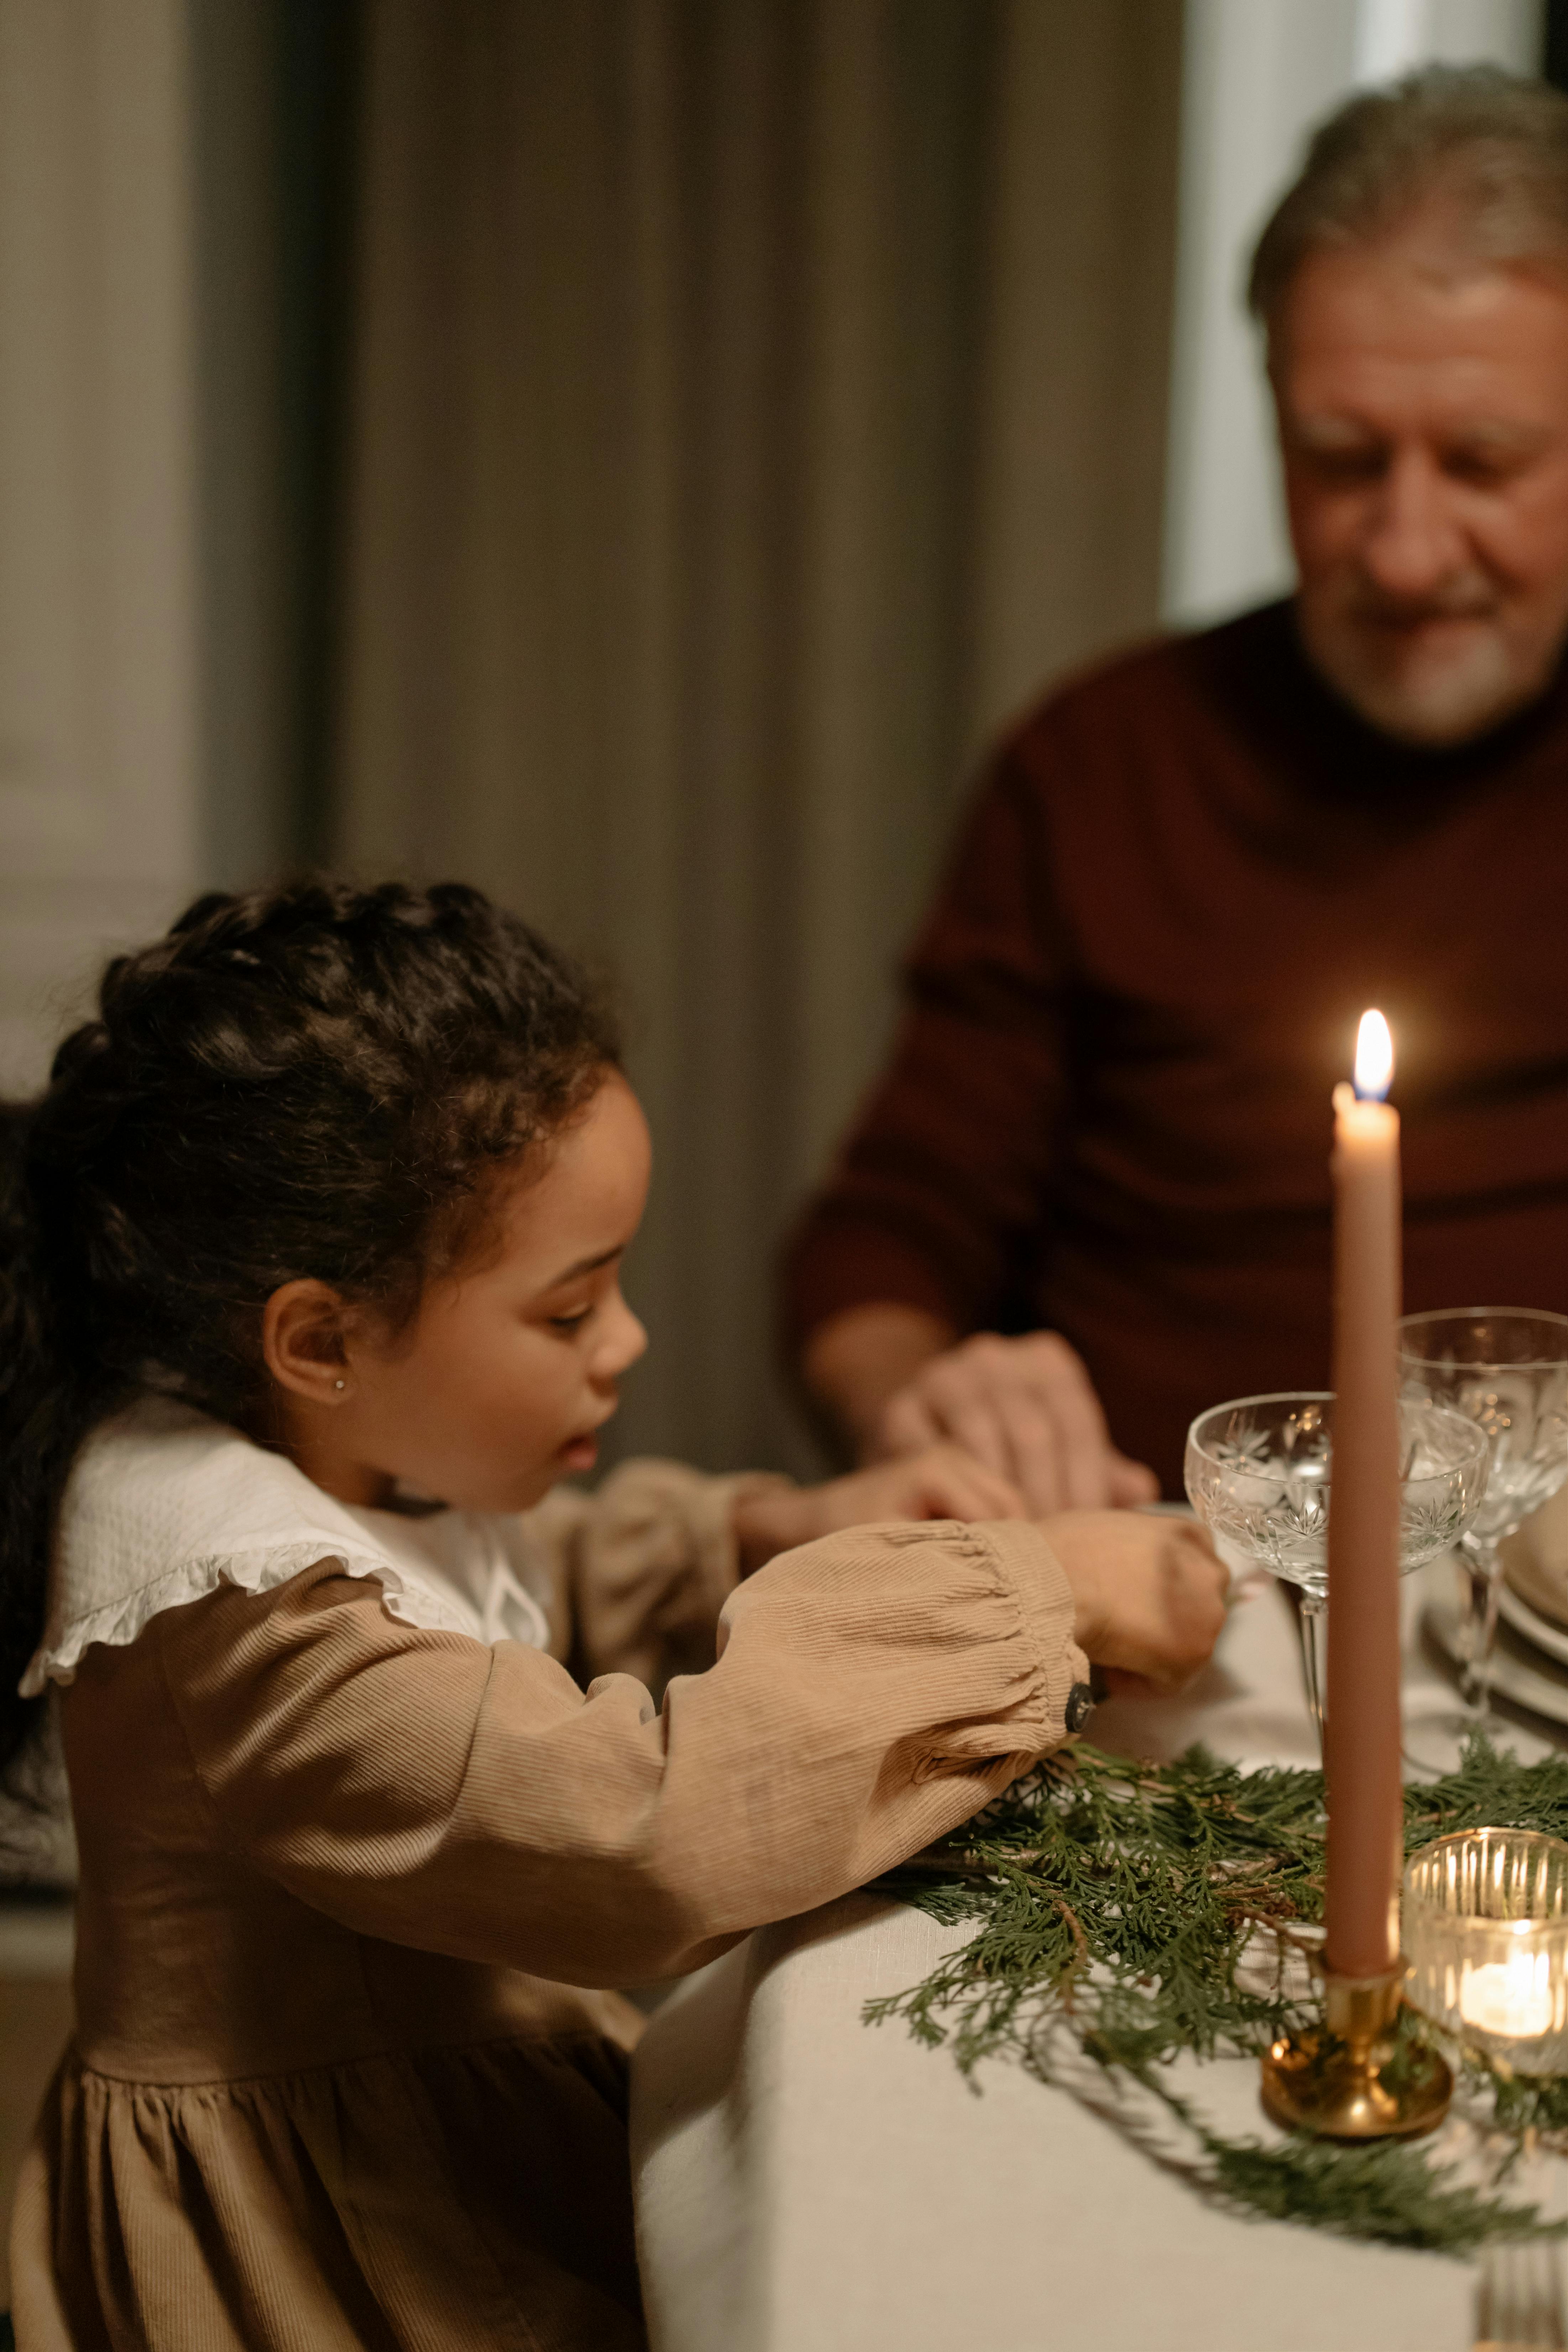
[866,1737,1568,2252]
[1192,2122,1552,2251]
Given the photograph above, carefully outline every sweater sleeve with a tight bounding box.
[155,1518,1087,1988]
[517,1458,793,1689]
[782,733,1071,1349]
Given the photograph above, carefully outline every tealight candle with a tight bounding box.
[1459,1952,1556,2042]
[1405,1828,1568,2071]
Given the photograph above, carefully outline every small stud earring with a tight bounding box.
[333,1379,346,1392]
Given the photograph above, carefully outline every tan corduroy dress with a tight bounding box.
[9,1401,1086,2351]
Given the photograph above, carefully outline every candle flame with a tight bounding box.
[1353,1008,1394,1101]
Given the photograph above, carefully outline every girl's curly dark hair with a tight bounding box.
[0,878,620,1770]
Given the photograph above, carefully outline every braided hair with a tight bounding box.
[0,879,619,1771]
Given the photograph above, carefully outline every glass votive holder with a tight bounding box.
[1403,1829,1568,2074]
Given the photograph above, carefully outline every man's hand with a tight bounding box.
[1043,1509,1227,1694]
[875,1331,1159,1515]
[733,1445,1026,1576]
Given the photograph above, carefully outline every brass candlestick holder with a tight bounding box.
[1260,1960,1453,2140]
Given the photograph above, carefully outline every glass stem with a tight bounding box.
[1459,1537,1502,1723]
[1299,1594,1327,1757]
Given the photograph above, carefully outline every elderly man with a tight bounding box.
[783,66,1568,1505]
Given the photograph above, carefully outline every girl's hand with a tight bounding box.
[734,1445,1026,1575]
[1042,1508,1228,1694]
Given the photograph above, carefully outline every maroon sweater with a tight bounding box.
[782,600,1568,1495]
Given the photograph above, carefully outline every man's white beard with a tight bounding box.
[1307,616,1523,743]
[1304,614,1523,746]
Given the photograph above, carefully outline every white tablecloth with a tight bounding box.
[630,1555,1564,2352]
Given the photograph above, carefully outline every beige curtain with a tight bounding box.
[335,0,1183,1477]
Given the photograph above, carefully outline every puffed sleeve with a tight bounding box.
[517,1458,794,1687]
[155,1517,1088,1987]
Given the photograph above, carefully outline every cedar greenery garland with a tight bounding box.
[866,1737,1568,2252]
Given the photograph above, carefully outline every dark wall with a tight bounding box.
[187,0,360,886]
[1547,2,1568,91]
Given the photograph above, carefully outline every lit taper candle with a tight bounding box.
[1324,1010,1403,1980]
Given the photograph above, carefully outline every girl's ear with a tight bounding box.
[263,1279,353,1404]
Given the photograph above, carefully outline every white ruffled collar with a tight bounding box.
[22,1396,553,1697]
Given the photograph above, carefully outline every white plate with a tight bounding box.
[1423,1591,1568,1732]
[1497,1488,1568,1631]
[1497,1576,1568,1671]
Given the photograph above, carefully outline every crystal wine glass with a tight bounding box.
[1184,1391,1489,1751]
[1397,1309,1568,1753]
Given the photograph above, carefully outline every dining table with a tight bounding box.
[630,1531,1568,2352]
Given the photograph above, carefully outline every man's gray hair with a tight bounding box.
[1249,64,1568,327]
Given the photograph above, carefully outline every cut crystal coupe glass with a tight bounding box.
[1184,1391,1489,1750]
[1397,1309,1568,1761]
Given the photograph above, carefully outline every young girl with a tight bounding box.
[1,881,1224,2351]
